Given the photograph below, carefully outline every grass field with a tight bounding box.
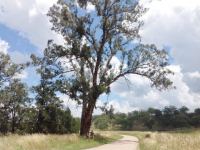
[121,129,200,150]
[0,133,121,150]
[2,130,200,150]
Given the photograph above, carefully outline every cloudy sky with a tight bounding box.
[0,0,200,116]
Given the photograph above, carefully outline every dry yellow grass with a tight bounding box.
[0,133,120,150]
[0,134,78,150]
[3,130,199,150]
[121,130,200,150]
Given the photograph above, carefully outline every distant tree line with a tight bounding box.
[93,105,200,131]
[0,53,80,135]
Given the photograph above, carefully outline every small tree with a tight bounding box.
[0,53,26,134]
[33,79,62,133]
[32,58,63,133]
[32,58,78,134]
[32,0,173,136]
[0,79,29,133]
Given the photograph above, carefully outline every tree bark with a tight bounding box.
[80,101,95,137]
[11,111,16,133]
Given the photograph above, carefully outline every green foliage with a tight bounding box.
[0,79,30,133]
[0,53,29,134]
[0,53,24,88]
[114,113,129,130]
[71,118,81,133]
[19,107,38,133]
[32,56,80,134]
[0,108,9,134]
[94,106,200,131]
[0,52,80,135]
[94,115,110,130]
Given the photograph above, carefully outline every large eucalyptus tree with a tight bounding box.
[32,0,173,136]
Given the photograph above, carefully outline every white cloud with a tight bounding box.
[184,71,200,93]
[110,56,121,70]
[102,0,200,112]
[13,70,28,79]
[1,0,200,114]
[86,2,95,13]
[0,38,9,54]
[108,65,200,112]
[140,0,200,72]
[101,0,200,111]
[60,95,82,117]
[29,7,38,17]
[0,0,64,49]
[188,71,200,79]
[108,100,139,113]
[10,50,30,64]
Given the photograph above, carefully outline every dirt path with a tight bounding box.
[86,135,139,150]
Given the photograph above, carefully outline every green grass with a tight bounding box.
[0,133,121,150]
[120,129,200,150]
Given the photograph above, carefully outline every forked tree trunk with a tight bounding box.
[80,101,95,137]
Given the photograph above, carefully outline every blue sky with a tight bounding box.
[0,23,40,87]
[0,23,38,54]
[0,0,200,116]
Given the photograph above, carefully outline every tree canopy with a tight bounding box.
[0,52,79,134]
[31,0,174,136]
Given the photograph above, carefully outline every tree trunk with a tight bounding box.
[11,112,15,133]
[37,108,46,133]
[80,102,95,137]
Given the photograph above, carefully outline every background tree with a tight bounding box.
[32,0,173,136]
[190,108,200,127]
[32,57,79,134]
[0,79,29,133]
[33,78,62,133]
[0,103,9,134]
[94,115,110,130]
[0,53,26,134]
[100,105,193,131]
[94,103,115,130]
[114,113,129,130]
[19,106,38,133]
